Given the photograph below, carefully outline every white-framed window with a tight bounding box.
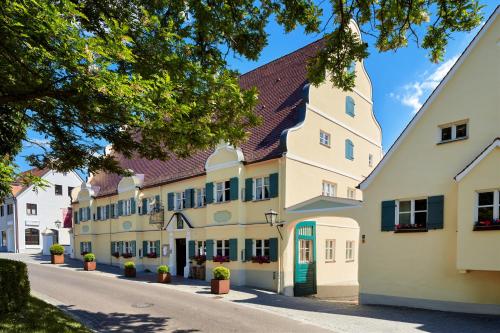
[325,239,335,262]
[124,199,132,216]
[216,240,229,256]
[196,241,206,255]
[82,242,91,253]
[174,192,185,210]
[320,130,331,147]
[369,154,374,167]
[439,120,468,142]
[55,184,63,196]
[347,188,356,199]
[25,228,39,246]
[147,241,157,254]
[397,198,427,227]
[322,182,337,197]
[123,241,132,254]
[195,188,206,208]
[254,176,270,200]
[26,203,37,216]
[215,181,230,203]
[476,190,500,223]
[253,239,270,257]
[345,240,355,261]
[113,204,118,218]
[298,239,312,263]
[113,242,120,253]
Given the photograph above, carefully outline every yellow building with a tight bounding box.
[336,8,500,314]
[71,21,382,298]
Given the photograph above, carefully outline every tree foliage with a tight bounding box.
[0,0,483,198]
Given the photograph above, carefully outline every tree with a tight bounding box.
[0,0,483,198]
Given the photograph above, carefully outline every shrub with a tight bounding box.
[124,261,135,269]
[157,265,169,274]
[0,259,30,314]
[49,244,64,255]
[212,266,230,280]
[83,253,95,262]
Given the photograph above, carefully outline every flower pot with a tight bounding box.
[84,261,96,271]
[196,266,206,280]
[124,267,136,277]
[51,254,64,264]
[157,272,171,283]
[211,279,230,294]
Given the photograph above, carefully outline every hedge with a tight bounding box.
[0,259,30,314]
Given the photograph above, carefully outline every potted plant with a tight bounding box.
[124,261,136,277]
[83,253,96,271]
[50,244,65,264]
[211,266,230,294]
[157,265,171,283]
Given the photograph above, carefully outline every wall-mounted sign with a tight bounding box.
[82,225,90,234]
[122,221,132,230]
[25,220,40,227]
[214,210,231,223]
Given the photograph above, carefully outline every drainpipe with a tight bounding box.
[13,197,19,253]
[277,157,283,294]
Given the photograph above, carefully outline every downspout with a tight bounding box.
[277,158,283,294]
[14,197,19,253]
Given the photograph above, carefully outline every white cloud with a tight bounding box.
[391,55,459,113]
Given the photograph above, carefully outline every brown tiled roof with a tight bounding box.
[11,168,50,197]
[91,39,324,197]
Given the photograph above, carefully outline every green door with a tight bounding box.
[294,221,316,296]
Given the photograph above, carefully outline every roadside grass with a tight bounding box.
[0,296,91,333]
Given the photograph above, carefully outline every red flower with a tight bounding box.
[147,252,157,259]
[213,255,229,263]
[251,256,270,264]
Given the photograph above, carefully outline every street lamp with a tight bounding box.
[265,209,278,226]
[54,220,62,229]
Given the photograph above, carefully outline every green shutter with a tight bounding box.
[346,96,355,117]
[130,198,136,214]
[245,178,253,201]
[184,189,192,209]
[206,239,214,260]
[245,239,253,261]
[110,204,115,218]
[381,200,396,231]
[117,200,123,216]
[269,237,278,262]
[111,241,115,255]
[141,198,148,215]
[118,241,123,255]
[188,240,195,258]
[428,195,444,230]
[131,241,136,257]
[105,205,110,219]
[74,211,78,225]
[155,195,161,209]
[167,192,174,211]
[96,207,101,220]
[86,207,91,221]
[80,242,83,254]
[88,242,92,253]
[230,177,239,201]
[79,208,82,221]
[269,173,279,198]
[229,238,238,261]
[155,240,160,254]
[143,241,148,255]
[205,183,214,204]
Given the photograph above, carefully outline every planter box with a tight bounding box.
[51,254,64,264]
[157,272,171,283]
[124,267,136,278]
[211,279,230,294]
[473,225,500,231]
[84,261,96,271]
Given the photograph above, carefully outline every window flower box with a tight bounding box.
[213,255,229,263]
[473,219,500,231]
[147,252,158,259]
[251,255,270,264]
[80,251,89,256]
[193,255,206,266]
[394,224,428,233]
[122,252,133,258]
[112,252,120,259]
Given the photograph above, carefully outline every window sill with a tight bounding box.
[320,143,331,148]
[473,225,500,231]
[325,260,336,263]
[345,260,355,263]
[394,228,428,233]
[437,136,468,145]
[252,198,271,203]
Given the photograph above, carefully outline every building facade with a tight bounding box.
[72,22,382,298]
[0,169,82,253]
[336,9,500,314]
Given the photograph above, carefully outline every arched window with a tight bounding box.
[346,96,355,117]
[25,228,40,246]
[345,139,354,160]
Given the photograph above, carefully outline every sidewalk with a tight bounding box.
[4,252,500,333]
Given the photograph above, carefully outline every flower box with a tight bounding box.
[147,252,158,259]
[394,224,428,233]
[193,255,206,265]
[251,255,270,264]
[211,279,230,294]
[84,261,96,271]
[122,252,133,258]
[80,251,89,256]
[212,255,229,263]
[112,252,120,258]
[473,219,500,231]
[51,254,64,264]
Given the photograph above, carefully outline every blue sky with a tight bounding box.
[16,1,498,171]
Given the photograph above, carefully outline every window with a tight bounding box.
[215,181,230,203]
[25,228,39,246]
[123,241,132,254]
[68,186,74,197]
[174,192,185,210]
[439,121,468,143]
[345,241,355,261]
[397,199,427,227]
[254,176,270,200]
[322,182,337,197]
[7,204,13,215]
[345,139,354,160]
[113,242,120,253]
[477,190,500,223]
[298,239,312,263]
[195,188,206,208]
[0,205,3,217]
[216,240,229,257]
[347,188,356,200]
[346,96,355,117]
[369,154,374,167]
[319,130,331,147]
[254,239,270,257]
[325,239,335,262]
[147,241,157,255]
[196,241,206,255]
[26,203,37,216]
[124,199,132,215]
[55,184,63,196]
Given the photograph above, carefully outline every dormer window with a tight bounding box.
[439,120,468,143]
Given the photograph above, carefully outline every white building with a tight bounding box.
[0,168,82,253]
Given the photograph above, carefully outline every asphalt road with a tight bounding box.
[27,262,331,333]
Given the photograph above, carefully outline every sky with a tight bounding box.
[15,1,498,172]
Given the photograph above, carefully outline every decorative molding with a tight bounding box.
[213,210,232,223]
[285,153,363,182]
[205,142,245,172]
[307,104,381,148]
[122,221,133,230]
[454,139,499,182]
[352,88,373,105]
